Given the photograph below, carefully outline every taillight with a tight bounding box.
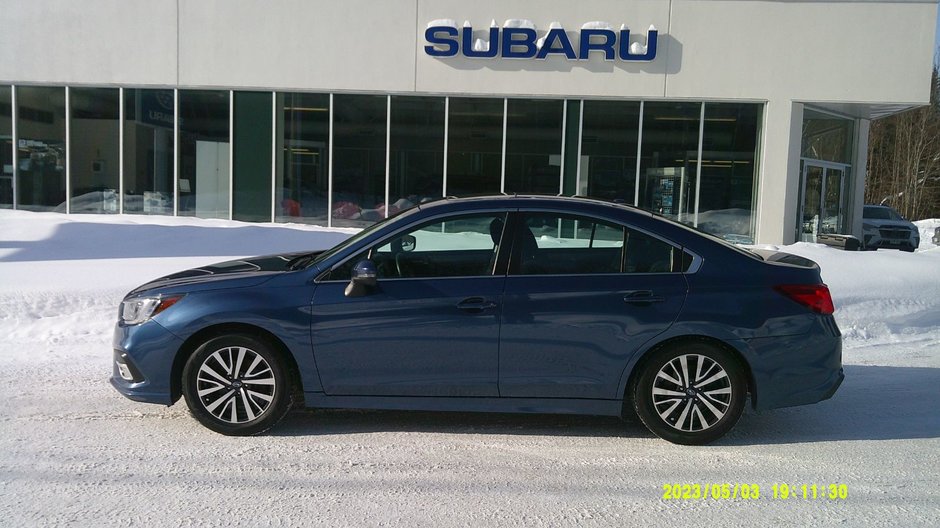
[774,284,835,315]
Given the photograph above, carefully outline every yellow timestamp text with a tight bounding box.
[661,483,848,501]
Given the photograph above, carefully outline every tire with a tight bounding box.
[182,334,292,436]
[632,342,746,445]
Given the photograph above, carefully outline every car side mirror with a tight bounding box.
[400,234,416,252]
[344,259,377,297]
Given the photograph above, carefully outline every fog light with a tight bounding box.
[117,361,134,381]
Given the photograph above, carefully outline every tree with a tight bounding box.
[866,54,940,220]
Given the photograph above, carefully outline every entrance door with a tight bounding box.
[799,161,847,241]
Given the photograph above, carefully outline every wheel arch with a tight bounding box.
[170,322,305,406]
[621,334,758,417]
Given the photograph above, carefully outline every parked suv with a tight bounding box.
[862,205,919,252]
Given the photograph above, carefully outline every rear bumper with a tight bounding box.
[746,315,844,411]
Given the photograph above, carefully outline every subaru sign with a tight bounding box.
[424,19,658,61]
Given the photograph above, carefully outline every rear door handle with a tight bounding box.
[456,297,498,313]
[622,290,665,304]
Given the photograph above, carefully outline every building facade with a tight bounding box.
[0,0,937,244]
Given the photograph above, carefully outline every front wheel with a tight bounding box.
[182,334,292,435]
[633,343,746,445]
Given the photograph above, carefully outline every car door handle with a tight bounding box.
[456,297,498,313]
[622,290,665,304]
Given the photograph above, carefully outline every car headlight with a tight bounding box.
[862,223,876,231]
[120,295,184,325]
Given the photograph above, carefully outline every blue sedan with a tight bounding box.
[111,196,843,445]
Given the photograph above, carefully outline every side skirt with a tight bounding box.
[303,393,624,417]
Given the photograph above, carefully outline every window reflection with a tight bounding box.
[638,102,701,223]
[275,92,330,224]
[447,98,502,197]
[697,103,762,243]
[124,89,175,215]
[504,99,563,195]
[178,90,230,219]
[16,86,66,212]
[331,94,387,227]
[0,86,12,208]
[580,101,641,203]
[70,87,119,213]
[802,110,854,164]
[389,96,444,212]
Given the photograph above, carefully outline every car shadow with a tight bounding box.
[0,221,353,262]
[275,408,649,439]
[272,365,939,445]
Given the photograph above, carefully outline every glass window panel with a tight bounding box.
[446,97,502,197]
[331,94,387,228]
[638,102,701,224]
[802,109,854,164]
[371,213,503,278]
[275,92,330,224]
[69,87,119,213]
[233,91,273,223]
[623,228,680,274]
[580,100,641,203]
[333,213,504,280]
[511,212,625,275]
[178,90,229,219]
[696,103,762,243]
[0,86,12,208]
[504,99,563,195]
[389,95,444,212]
[123,89,174,215]
[16,86,66,212]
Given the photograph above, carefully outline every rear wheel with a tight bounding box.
[633,342,746,445]
[182,334,292,435]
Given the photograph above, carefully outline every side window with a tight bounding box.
[511,213,625,275]
[330,213,507,280]
[624,228,683,273]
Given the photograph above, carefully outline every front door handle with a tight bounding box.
[622,290,665,304]
[456,297,498,313]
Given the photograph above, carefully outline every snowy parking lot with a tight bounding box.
[1,210,938,526]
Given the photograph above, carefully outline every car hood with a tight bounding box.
[127,251,321,297]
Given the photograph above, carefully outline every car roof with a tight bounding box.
[411,194,656,216]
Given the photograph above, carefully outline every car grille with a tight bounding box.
[879,228,910,239]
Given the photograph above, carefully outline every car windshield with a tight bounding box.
[864,207,900,221]
[307,206,423,268]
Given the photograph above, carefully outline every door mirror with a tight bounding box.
[399,234,416,253]
[344,259,377,297]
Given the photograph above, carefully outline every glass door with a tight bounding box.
[800,164,824,241]
[799,160,847,241]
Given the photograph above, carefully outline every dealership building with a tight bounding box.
[0,0,937,244]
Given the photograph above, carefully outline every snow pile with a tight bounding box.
[915,218,939,251]
[751,239,940,357]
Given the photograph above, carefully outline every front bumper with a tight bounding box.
[863,231,918,251]
[110,319,185,405]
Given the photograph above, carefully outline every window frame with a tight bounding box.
[319,209,511,282]
[507,208,695,277]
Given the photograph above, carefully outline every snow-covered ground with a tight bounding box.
[0,210,938,526]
